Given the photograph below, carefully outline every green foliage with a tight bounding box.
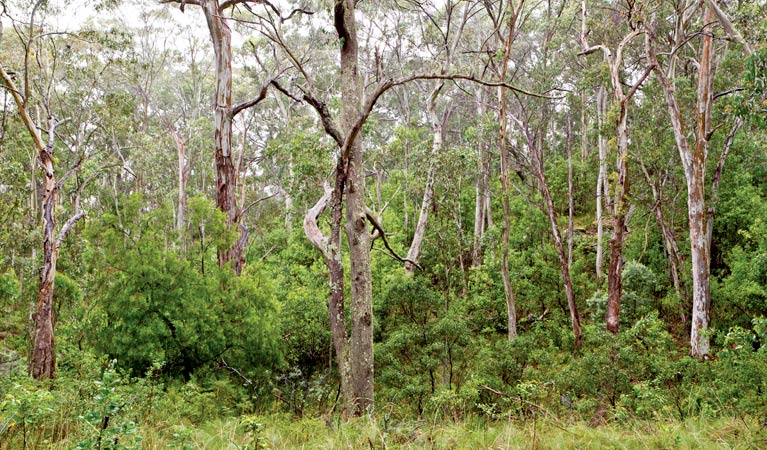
[74,364,142,450]
[85,195,281,378]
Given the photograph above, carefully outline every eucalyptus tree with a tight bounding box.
[645,0,753,356]
[159,0,278,274]
[499,0,584,347]
[0,1,132,378]
[579,1,654,334]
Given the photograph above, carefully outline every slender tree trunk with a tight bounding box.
[537,157,582,347]
[174,131,187,234]
[567,115,575,269]
[639,158,688,325]
[472,89,486,267]
[304,182,354,414]
[524,129,582,347]
[595,86,608,280]
[580,90,589,163]
[498,9,520,340]
[405,84,443,275]
[647,7,715,356]
[336,0,374,414]
[31,130,58,379]
[606,98,630,334]
[202,1,244,274]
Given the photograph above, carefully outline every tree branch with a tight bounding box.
[304,182,333,260]
[622,64,656,105]
[231,78,272,117]
[301,92,344,147]
[365,207,422,270]
[238,192,278,219]
[55,211,86,250]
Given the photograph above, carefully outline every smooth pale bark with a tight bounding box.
[173,131,187,233]
[335,0,374,414]
[647,7,716,356]
[405,84,443,275]
[595,86,608,280]
[497,5,521,340]
[472,89,487,267]
[405,4,467,275]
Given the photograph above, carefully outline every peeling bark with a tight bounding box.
[336,0,374,415]
[647,7,719,356]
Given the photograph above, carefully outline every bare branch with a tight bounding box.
[159,0,202,8]
[238,192,278,219]
[304,182,333,260]
[231,78,271,117]
[301,92,344,147]
[713,87,745,100]
[622,64,656,104]
[55,211,86,250]
[365,207,422,270]
[0,62,45,153]
[578,44,611,58]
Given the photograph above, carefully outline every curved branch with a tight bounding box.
[365,207,422,270]
[304,182,333,260]
[55,211,86,250]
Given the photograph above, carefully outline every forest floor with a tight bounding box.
[43,414,767,449]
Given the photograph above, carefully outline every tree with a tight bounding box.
[160,0,274,274]
[0,3,86,378]
[645,1,751,356]
[580,27,654,333]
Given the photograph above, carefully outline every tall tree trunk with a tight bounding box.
[567,115,575,269]
[472,89,486,267]
[31,123,58,380]
[605,61,631,334]
[639,157,688,326]
[1,65,86,379]
[498,7,520,340]
[535,153,582,347]
[202,0,244,274]
[405,4,466,274]
[405,84,443,275]
[647,7,715,356]
[336,0,374,414]
[520,121,582,346]
[304,182,354,414]
[174,131,187,234]
[595,86,608,280]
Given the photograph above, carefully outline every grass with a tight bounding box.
[29,414,765,449]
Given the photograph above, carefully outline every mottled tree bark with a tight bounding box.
[1,63,87,379]
[335,0,374,414]
[200,0,245,273]
[647,7,717,356]
[303,183,354,413]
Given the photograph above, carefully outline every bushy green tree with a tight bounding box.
[84,195,281,378]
